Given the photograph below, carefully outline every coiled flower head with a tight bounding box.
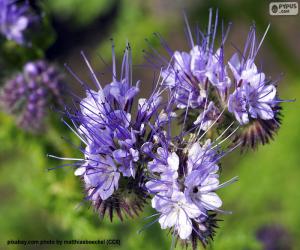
[146,9,290,150]
[144,108,237,247]
[62,45,162,220]
[0,60,65,132]
[227,25,287,149]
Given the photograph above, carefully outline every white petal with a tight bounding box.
[16,17,29,30]
[151,195,160,209]
[74,167,85,176]
[159,211,177,229]
[146,180,168,193]
[256,103,274,120]
[234,111,249,125]
[188,142,202,160]
[157,147,166,158]
[193,113,202,125]
[190,45,201,58]
[161,70,176,87]
[174,51,191,70]
[184,202,201,218]
[152,195,171,212]
[177,210,193,239]
[200,120,213,131]
[167,152,179,171]
[205,70,218,86]
[248,73,265,88]
[200,177,219,192]
[258,85,276,103]
[228,53,241,80]
[214,48,221,60]
[202,192,222,209]
[241,112,250,124]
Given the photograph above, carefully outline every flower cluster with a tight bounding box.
[63,48,161,220]
[146,137,237,245]
[0,60,65,132]
[158,11,285,149]
[0,0,39,45]
[53,9,290,249]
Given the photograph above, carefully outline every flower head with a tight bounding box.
[145,118,236,245]
[148,10,291,151]
[64,45,162,220]
[0,60,65,132]
[227,34,277,125]
[152,191,202,239]
[159,9,231,110]
[226,25,287,148]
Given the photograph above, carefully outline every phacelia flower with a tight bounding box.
[227,25,288,148]
[161,49,207,109]
[0,60,65,132]
[0,0,39,45]
[149,9,290,150]
[145,9,233,139]
[49,8,292,250]
[62,45,162,220]
[227,48,277,125]
[144,110,237,247]
[158,9,231,111]
[152,190,202,239]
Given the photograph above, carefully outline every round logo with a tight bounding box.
[272,4,278,13]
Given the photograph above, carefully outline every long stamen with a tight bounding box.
[47,154,84,161]
[80,51,103,92]
[183,11,194,48]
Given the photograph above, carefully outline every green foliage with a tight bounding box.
[95,0,170,63]
[46,0,115,27]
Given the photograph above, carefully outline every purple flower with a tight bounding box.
[75,77,159,179]
[161,48,209,109]
[0,0,39,45]
[75,151,120,201]
[63,46,163,218]
[152,191,201,239]
[224,24,291,149]
[159,9,231,110]
[146,149,179,196]
[184,142,222,213]
[146,138,236,241]
[184,170,221,211]
[0,60,65,132]
[161,50,207,109]
[205,48,231,101]
[228,86,249,125]
[194,101,220,131]
[227,26,278,125]
[228,81,276,125]
[228,53,265,85]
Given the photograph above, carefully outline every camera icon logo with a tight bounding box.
[271,4,278,13]
[269,2,298,15]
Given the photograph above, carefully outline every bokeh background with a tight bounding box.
[1,0,300,249]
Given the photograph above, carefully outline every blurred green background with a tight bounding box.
[0,0,300,249]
